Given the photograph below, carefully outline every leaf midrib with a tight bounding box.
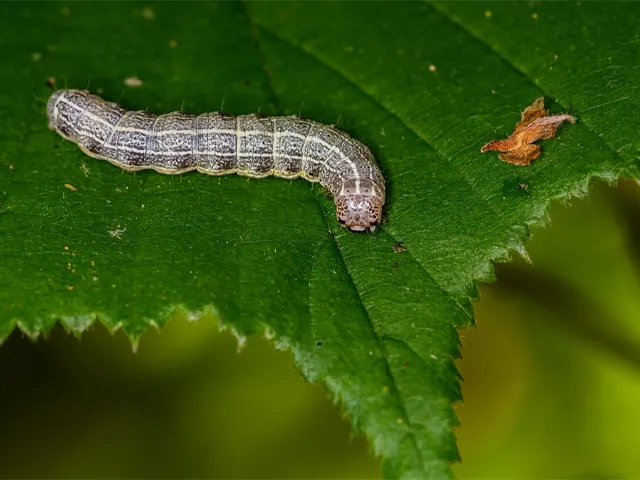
[242,4,437,474]
[248,18,477,314]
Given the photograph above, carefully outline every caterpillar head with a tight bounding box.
[46,90,65,130]
[335,180,384,232]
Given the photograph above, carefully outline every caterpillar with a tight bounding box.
[46,89,385,232]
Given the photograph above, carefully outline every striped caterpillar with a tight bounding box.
[46,89,385,232]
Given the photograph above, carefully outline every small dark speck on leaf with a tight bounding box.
[503,178,532,197]
[316,341,323,347]
[393,242,408,253]
[45,77,56,89]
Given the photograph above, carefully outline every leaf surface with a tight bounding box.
[0,2,638,478]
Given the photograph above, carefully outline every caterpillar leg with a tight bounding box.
[78,144,104,160]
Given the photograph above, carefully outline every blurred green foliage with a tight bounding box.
[0,311,379,478]
[456,180,640,479]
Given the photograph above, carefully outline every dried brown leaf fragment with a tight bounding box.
[481,97,576,166]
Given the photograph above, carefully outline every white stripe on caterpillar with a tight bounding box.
[47,89,385,231]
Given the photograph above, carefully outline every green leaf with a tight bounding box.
[0,1,637,478]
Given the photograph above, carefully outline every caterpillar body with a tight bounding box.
[46,89,385,232]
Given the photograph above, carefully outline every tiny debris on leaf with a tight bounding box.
[64,183,78,191]
[124,75,144,87]
[481,97,576,166]
[393,242,408,253]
